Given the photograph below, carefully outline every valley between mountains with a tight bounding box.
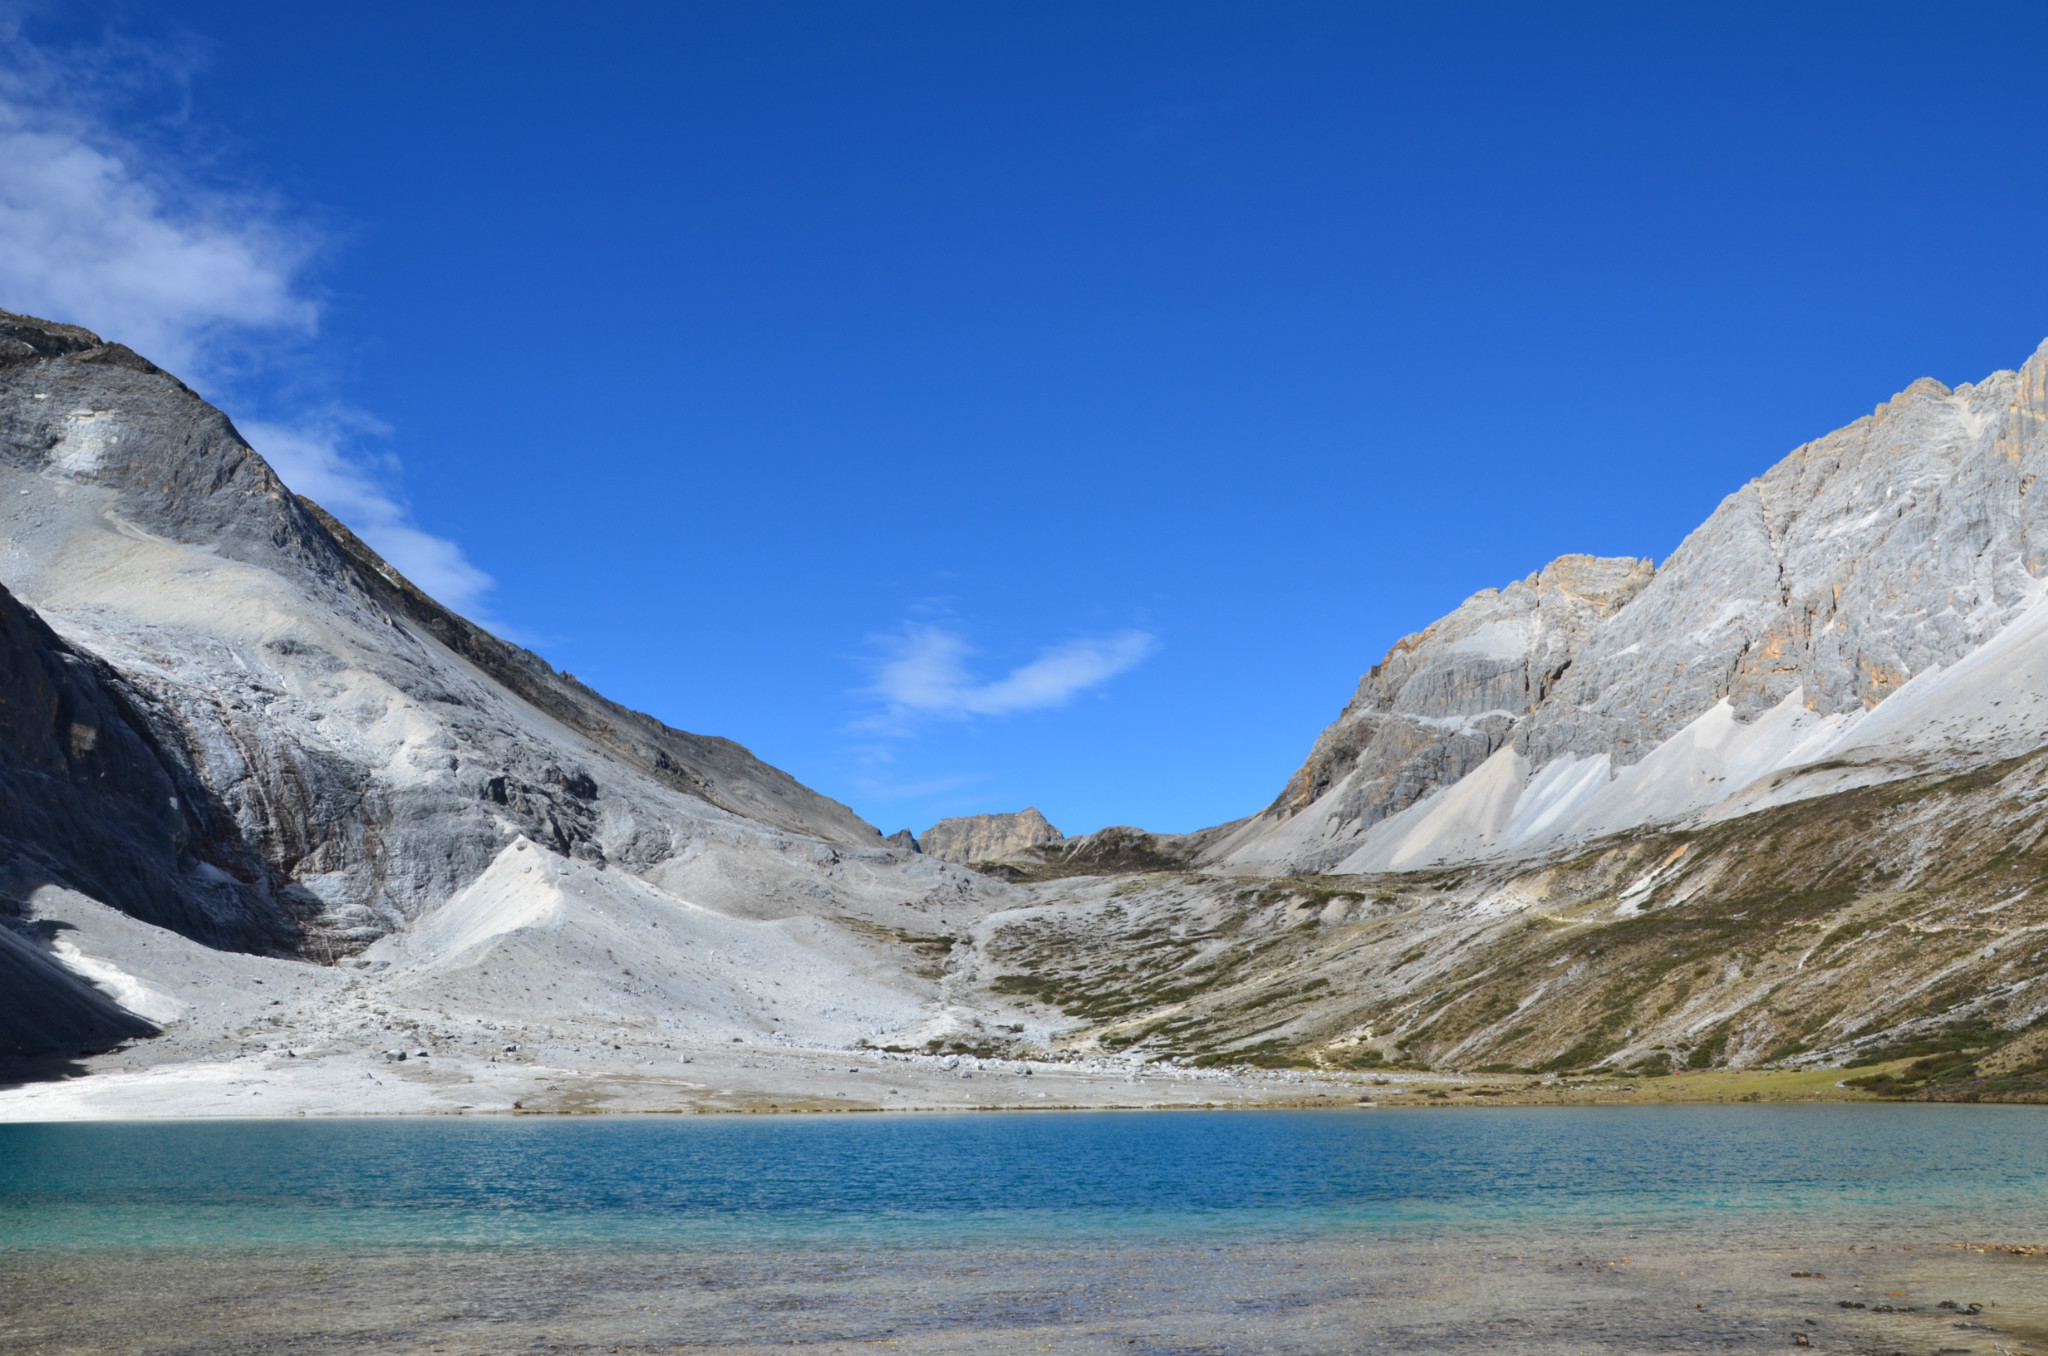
[2,306,2045,1118]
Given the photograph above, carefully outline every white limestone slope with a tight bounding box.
[0,861,1366,1122]
[1319,686,1857,870]
[0,841,969,1120]
[363,838,936,1048]
[1268,581,2048,873]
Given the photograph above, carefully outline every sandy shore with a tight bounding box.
[2,1034,1935,1121]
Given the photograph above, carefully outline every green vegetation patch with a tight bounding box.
[1844,1020,2001,1068]
[1842,1018,2048,1103]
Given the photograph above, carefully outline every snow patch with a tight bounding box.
[49,936,186,1024]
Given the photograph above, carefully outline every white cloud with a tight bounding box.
[0,101,314,382]
[0,37,502,629]
[241,420,499,622]
[867,625,1155,725]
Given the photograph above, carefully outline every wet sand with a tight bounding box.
[3,1230,2041,1354]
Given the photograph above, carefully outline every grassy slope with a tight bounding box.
[971,750,2048,1103]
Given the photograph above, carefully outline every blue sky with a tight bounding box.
[4,3,2046,837]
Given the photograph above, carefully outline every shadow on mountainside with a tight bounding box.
[0,908,158,1082]
[0,574,315,959]
[0,1051,102,1092]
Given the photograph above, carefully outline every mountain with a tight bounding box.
[1208,344,2048,875]
[0,306,882,948]
[966,339,2048,1099]
[0,308,1018,1072]
[1,309,2043,1109]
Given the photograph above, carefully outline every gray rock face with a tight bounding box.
[0,563,272,1057]
[0,578,298,953]
[919,808,1063,864]
[1521,362,2048,765]
[1253,555,1653,843]
[0,308,886,956]
[1222,338,2048,871]
[298,502,880,848]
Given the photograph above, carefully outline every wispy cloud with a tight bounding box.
[847,772,991,802]
[863,624,1155,729]
[0,54,313,382]
[0,25,501,627]
[240,420,500,623]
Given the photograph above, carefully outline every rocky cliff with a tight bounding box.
[918,808,1064,864]
[1239,554,1652,851]
[0,575,234,1055]
[1215,340,2048,874]
[963,341,2048,1096]
[0,577,297,953]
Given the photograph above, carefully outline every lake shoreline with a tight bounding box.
[8,1046,2038,1122]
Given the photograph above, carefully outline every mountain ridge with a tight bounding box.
[2,308,2044,1110]
[1204,339,2048,875]
[294,494,879,847]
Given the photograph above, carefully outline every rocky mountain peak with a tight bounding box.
[1213,335,2048,875]
[1533,553,1657,611]
[0,309,172,382]
[0,311,104,366]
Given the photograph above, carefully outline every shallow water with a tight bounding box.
[2,1106,2043,1353]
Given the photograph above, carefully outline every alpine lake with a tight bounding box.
[1,1105,2042,1354]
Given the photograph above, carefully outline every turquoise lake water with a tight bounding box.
[3,1104,2043,1247]
[2,1106,2044,1353]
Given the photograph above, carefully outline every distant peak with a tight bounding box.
[918,807,1063,865]
[1893,376,1952,403]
